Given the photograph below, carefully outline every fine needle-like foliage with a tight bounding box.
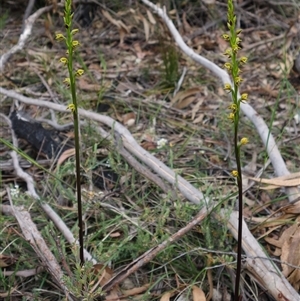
[55,0,85,265]
[222,1,249,299]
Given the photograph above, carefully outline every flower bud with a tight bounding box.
[55,33,65,41]
[240,137,249,145]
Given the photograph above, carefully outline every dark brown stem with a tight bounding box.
[234,121,243,301]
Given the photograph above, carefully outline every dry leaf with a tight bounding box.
[0,253,16,267]
[280,218,300,278]
[122,284,150,296]
[142,15,150,41]
[191,95,204,120]
[160,292,172,301]
[102,10,129,33]
[182,12,192,32]
[176,96,196,110]
[146,9,156,25]
[109,232,121,238]
[246,172,300,188]
[202,0,215,3]
[78,78,101,91]
[102,9,129,44]
[265,217,300,289]
[56,148,75,168]
[133,42,148,60]
[192,285,206,301]
[284,201,300,214]
[91,263,121,300]
[171,87,202,109]
[141,141,157,151]
[122,112,136,127]
[192,113,205,124]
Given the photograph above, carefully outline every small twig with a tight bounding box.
[33,69,60,103]
[22,0,36,30]
[206,254,214,301]
[3,266,45,277]
[173,66,187,97]
[50,229,73,278]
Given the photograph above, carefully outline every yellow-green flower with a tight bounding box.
[224,62,232,71]
[228,103,237,113]
[228,112,235,121]
[63,77,71,85]
[75,69,84,77]
[236,37,242,44]
[71,29,79,35]
[236,29,242,35]
[67,103,75,112]
[234,76,243,86]
[55,33,65,41]
[231,170,239,177]
[240,93,248,102]
[222,33,230,41]
[60,57,68,65]
[224,48,232,58]
[240,137,249,145]
[224,83,232,92]
[240,57,247,64]
[232,44,240,53]
[72,40,80,48]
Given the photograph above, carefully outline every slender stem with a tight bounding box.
[65,2,84,265]
[234,119,243,300]
[71,91,84,266]
[70,75,84,266]
[230,27,243,300]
